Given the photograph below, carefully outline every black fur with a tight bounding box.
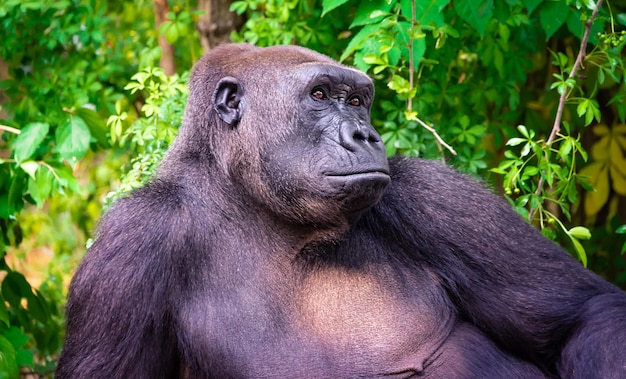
[56,44,626,379]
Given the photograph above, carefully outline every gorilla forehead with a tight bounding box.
[208,44,370,84]
[292,63,374,94]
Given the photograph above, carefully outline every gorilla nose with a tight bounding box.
[339,121,385,153]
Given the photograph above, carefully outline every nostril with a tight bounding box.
[368,133,380,143]
[353,129,367,142]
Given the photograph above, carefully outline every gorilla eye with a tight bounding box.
[311,87,327,100]
[348,96,361,106]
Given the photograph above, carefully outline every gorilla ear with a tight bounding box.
[213,77,243,127]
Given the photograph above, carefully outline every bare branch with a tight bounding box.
[415,117,457,156]
[0,124,20,134]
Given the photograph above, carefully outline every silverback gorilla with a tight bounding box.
[56,44,626,379]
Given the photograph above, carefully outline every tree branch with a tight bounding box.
[0,124,20,134]
[407,0,456,159]
[154,0,176,76]
[415,117,457,156]
[529,0,604,221]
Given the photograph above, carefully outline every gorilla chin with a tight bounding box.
[324,170,390,214]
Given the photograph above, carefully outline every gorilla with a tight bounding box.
[56,44,626,378]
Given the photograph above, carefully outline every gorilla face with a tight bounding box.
[209,46,390,226]
[258,63,390,224]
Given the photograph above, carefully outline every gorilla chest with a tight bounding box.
[182,266,454,378]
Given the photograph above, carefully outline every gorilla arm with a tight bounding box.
[55,182,185,378]
[373,157,626,378]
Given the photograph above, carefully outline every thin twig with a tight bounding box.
[408,0,416,113]
[415,117,457,156]
[407,0,455,160]
[0,124,21,134]
[529,0,604,221]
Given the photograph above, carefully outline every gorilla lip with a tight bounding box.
[325,170,390,178]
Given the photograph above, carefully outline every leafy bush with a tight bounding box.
[105,67,188,208]
[0,0,198,376]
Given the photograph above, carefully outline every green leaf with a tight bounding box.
[520,142,532,157]
[524,166,539,176]
[388,75,410,93]
[75,107,110,148]
[523,0,543,15]
[162,21,179,44]
[0,294,8,327]
[19,161,39,180]
[28,166,53,208]
[3,327,28,350]
[1,272,32,308]
[401,0,451,27]
[55,116,91,164]
[322,0,350,16]
[54,165,81,194]
[7,170,25,215]
[617,225,626,234]
[340,24,381,62]
[517,124,530,138]
[576,98,589,117]
[453,0,494,36]
[11,122,49,164]
[351,0,392,27]
[27,290,50,324]
[15,349,33,368]
[362,54,386,65]
[0,335,18,379]
[568,226,591,240]
[569,236,588,266]
[229,1,248,15]
[539,1,570,40]
[559,138,573,158]
[506,137,526,146]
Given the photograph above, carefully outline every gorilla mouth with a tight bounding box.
[325,170,389,182]
[326,170,390,179]
[325,170,391,193]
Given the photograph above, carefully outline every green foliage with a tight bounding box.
[230,0,349,52]
[105,67,188,205]
[0,0,115,375]
[492,3,625,264]
[0,0,199,376]
[0,267,60,378]
[160,9,204,44]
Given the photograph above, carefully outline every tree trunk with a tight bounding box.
[154,0,176,75]
[196,0,244,52]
